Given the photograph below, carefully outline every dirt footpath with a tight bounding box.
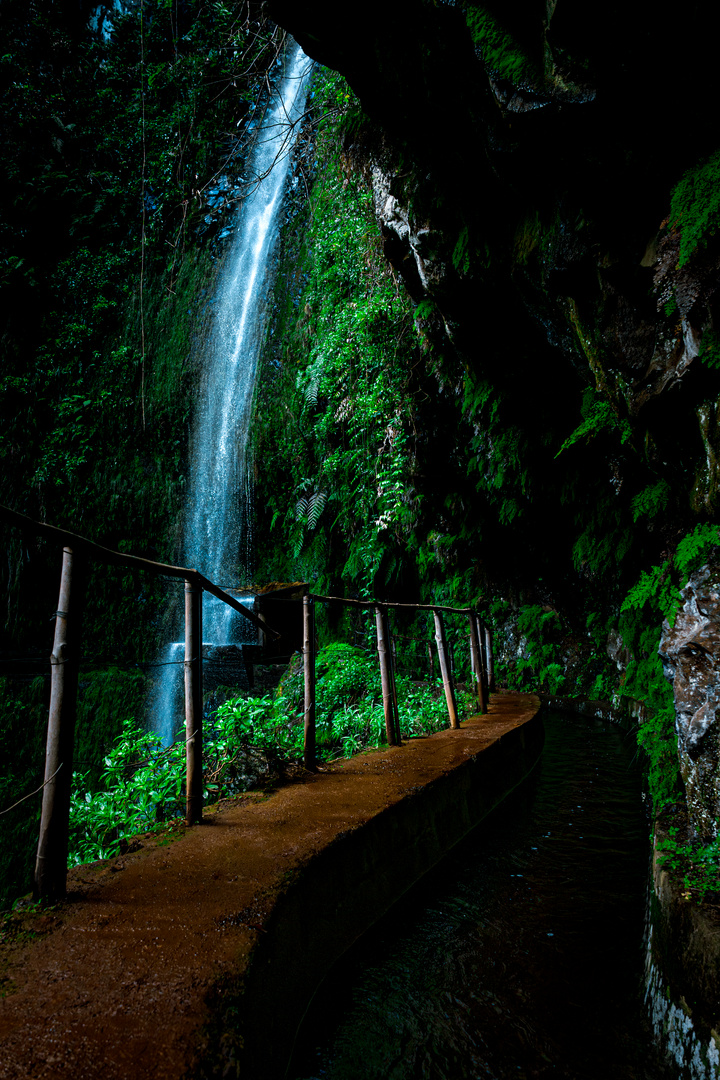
[0,693,541,1080]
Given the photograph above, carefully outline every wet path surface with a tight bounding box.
[290,711,671,1080]
[0,696,541,1080]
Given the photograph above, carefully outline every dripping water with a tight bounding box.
[150,40,313,744]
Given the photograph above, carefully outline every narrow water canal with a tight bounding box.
[290,710,671,1080]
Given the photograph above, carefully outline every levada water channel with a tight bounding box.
[289,710,673,1080]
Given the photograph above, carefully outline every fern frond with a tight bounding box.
[308,491,327,530]
[303,376,320,407]
[295,496,309,521]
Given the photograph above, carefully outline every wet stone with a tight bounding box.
[659,560,720,841]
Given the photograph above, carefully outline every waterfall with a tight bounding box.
[151,40,313,744]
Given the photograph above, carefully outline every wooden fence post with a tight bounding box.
[387,612,401,744]
[375,605,399,746]
[185,579,203,825]
[34,546,84,902]
[484,624,496,693]
[427,640,435,680]
[475,614,490,706]
[468,610,487,714]
[303,593,316,770]
[433,609,459,729]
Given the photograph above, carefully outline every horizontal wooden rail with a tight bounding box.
[309,592,478,616]
[3,501,495,903]
[0,503,279,638]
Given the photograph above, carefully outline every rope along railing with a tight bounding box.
[0,504,494,903]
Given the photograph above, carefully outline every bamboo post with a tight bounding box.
[475,614,490,707]
[387,612,401,744]
[427,640,435,680]
[34,546,84,902]
[375,605,398,746]
[433,609,459,729]
[468,611,487,714]
[303,593,316,770]
[485,624,496,693]
[185,580,203,825]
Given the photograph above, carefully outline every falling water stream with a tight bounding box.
[290,711,672,1080]
[151,40,313,743]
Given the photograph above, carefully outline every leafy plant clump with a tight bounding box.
[68,643,468,865]
[657,817,720,902]
[619,523,720,818]
[670,148,720,267]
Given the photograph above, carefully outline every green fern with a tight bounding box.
[302,375,320,407]
[413,299,437,323]
[631,479,671,523]
[620,561,673,617]
[307,491,327,530]
[670,148,720,267]
[675,522,720,580]
[295,495,309,521]
[452,227,470,275]
[698,329,720,371]
[556,397,631,457]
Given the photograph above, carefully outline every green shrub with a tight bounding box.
[66,643,469,867]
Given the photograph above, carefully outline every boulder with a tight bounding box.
[659,562,720,841]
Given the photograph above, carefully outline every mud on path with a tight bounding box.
[0,693,541,1080]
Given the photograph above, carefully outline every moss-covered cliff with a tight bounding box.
[239,1,720,840]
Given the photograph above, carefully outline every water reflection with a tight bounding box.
[291,711,671,1080]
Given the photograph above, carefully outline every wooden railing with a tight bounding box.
[300,592,495,768]
[1,505,494,902]
[0,504,278,901]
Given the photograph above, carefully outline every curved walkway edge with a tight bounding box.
[0,693,543,1080]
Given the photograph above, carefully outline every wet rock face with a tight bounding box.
[660,563,720,842]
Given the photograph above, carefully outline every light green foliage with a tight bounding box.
[620,523,720,627]
[68,644,464,865]
[556,391,632,458]
[269,642,461,756]
[670,149,720,267]
[657,826,720,900]
[0,666,149,908]
[620,561,676,622]
[70,698,281,864]
[252,68,425,598]
[675,521,720,581]
[0,665,148,911]
[70,725,186,863]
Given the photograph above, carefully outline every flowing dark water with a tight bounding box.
[290,711,671,1080]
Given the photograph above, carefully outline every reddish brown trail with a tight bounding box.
[0,692,541,1080]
